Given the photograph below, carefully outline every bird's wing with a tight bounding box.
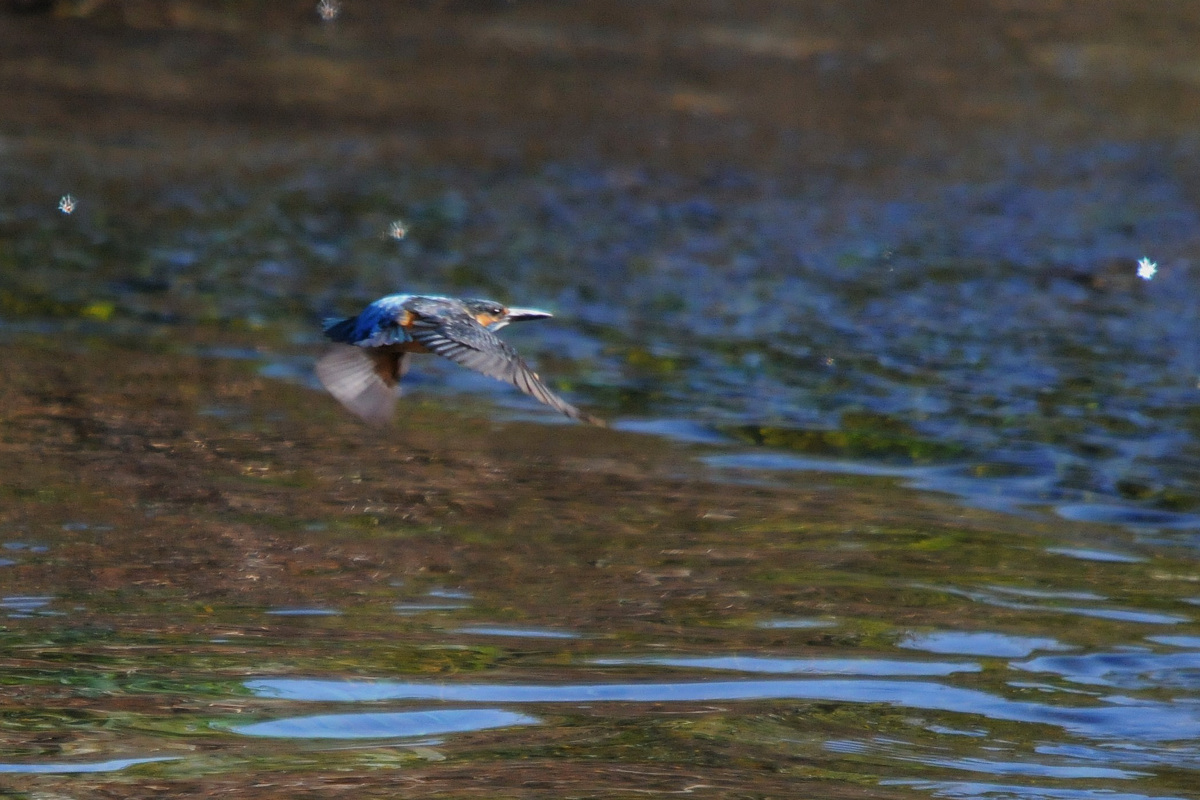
[407,305,604,426]
[315,345,409,426]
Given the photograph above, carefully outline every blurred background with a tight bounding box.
[3,2,1200,798]
[6,0,1200,519]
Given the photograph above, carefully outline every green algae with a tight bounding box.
[727,414,968,464]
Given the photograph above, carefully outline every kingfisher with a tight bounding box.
[316,294,604,427]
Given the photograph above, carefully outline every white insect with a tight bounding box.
[58,194,76,215]
[317,0,340,21]
[1136,257,1157,281]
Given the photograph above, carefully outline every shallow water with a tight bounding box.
[3,345,1199,800]
[3,2,1200,799]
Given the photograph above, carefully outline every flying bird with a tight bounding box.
[316,294,604,427]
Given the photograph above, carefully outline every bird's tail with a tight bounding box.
[322,316,359,343]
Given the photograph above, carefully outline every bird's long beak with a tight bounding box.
[505,307,553,323]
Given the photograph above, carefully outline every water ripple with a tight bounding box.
[232,709,538,739]
[454,626,579,639]
[1015,650,1200,689]
[0,757,176,774]
[590,655,980,676]
[899,632,1073,658]
[245,678,1200,741]
[920,585,1189,626]
[884,779,1188,800]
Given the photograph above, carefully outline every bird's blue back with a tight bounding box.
[323,293,419,346]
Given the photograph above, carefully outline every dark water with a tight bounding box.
[3,2,1200,798]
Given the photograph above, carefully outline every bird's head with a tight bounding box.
[463,299,553,330]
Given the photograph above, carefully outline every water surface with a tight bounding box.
[2,2,1200,799]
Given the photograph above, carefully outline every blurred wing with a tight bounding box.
[315,346,408,426]
[408,310,604,426]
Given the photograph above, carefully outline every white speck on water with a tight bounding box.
[1136,257,1157,280]
[317,0,340,21]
